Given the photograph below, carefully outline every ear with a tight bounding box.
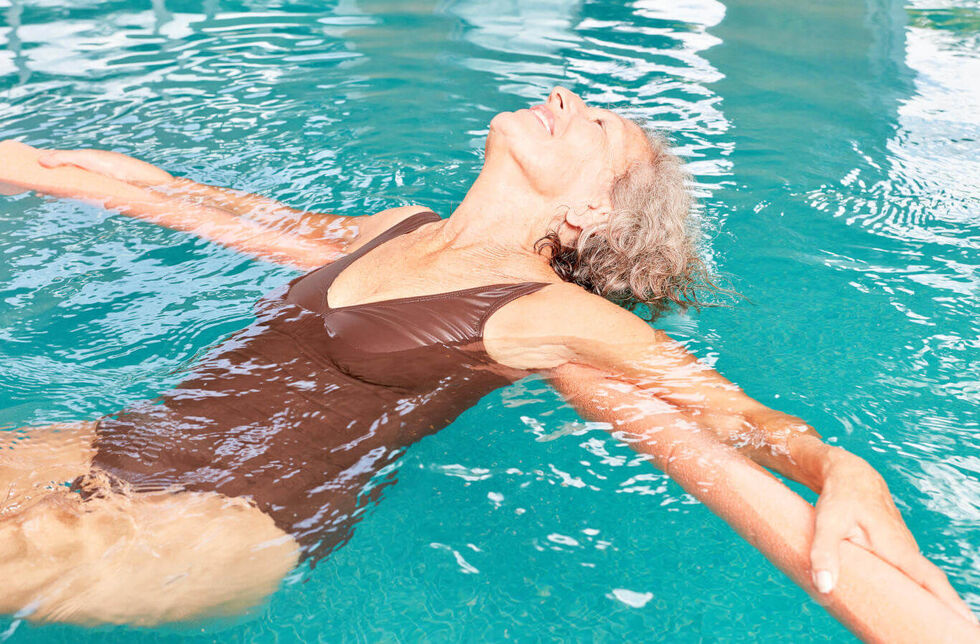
[565,167,615,231]
[565,196,612,231]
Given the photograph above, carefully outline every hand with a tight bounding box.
[0,141,174,197]
[38,148,173,186]
[0,139,39,195]
[811,449,978,625]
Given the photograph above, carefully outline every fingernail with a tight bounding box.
[814,570,834,594]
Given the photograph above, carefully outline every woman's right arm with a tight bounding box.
[0,141,419,271]
[550,361,980,643]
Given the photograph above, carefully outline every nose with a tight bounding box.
[548,86,583,114]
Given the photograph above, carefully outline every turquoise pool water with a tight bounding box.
[1,0,978,640]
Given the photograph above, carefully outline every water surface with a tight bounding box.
[1,0,978,641]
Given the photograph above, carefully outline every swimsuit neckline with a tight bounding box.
[323,210,551,313]
[325,280,551,313]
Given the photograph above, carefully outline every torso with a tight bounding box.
[83,210,552,562]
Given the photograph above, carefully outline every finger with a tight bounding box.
[810,510,850,594]
[37,151,74,168]
[38,151,107,175]
[38,151,127,183]
[866,527,978,625]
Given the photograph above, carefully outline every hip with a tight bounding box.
[0,421,300,625]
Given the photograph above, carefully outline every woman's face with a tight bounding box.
[486,87,651,211]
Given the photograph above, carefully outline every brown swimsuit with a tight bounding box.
[83,211,548,561]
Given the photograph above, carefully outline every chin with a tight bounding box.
[484,112,545,185]
[488,111,518,137]
[490,111,542,151]
[485,112,518,159]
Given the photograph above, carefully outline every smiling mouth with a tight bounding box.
[529,106,553,135]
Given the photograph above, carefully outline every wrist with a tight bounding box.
[818,445,870,490]
[784,433,849,493]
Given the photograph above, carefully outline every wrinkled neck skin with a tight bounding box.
[431,156,562,280]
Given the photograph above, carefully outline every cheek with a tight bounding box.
[513,144,566,195]
[491,116,556,189]
[528,144,604,199]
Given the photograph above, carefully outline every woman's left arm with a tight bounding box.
[492,285,975,622]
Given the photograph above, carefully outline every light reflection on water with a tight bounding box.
[0,0,977,641]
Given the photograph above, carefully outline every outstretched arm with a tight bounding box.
[551,361,980,642]
[484,283,976,627]
[0,141,358,270]
[37,148,358,243]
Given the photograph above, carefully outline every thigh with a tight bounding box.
[0,421,96,517]
[0,486,300,626]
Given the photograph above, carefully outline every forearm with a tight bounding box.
[552,363,980,641]
[565,360,841,492]
[86,178,339,270]
[167,178,305,219]
[696,406,844,493]
[566,330,846,493]
[0,142,335,269]
[161,178,356,244]
[0,141,357,254]
[1,141,352,268]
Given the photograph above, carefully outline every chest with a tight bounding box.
[266,281,509,391]
[326,237,480,311]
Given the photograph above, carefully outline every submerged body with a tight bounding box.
[85,211,545,559]
[2,211,548,624]
[0,84,976,636]
[0,432,296,625]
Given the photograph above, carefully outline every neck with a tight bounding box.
[438,162,556,268]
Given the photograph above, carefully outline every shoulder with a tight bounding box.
[483,281,669,371]
[499,281,661,342]
[346,205,436,252]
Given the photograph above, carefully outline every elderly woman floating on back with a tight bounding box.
[0,87,976,640]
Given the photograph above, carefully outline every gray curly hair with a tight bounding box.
[535,126,717,319]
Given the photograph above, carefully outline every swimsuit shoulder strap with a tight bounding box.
[346,209,441,260]
[283,210,439,314]
[473,281,552,338]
